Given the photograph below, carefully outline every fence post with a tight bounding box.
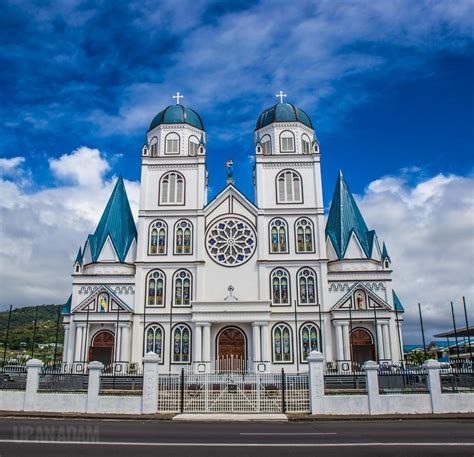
[24,358,43,411]
[307,351,325,415]
[364,361,381,415]
[141,352,160,414]
[87,361,103,414]
[180,368,185,413]
[424,359,442,414]
[281,368,286,414]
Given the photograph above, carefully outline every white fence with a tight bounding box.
[0,353,473,416]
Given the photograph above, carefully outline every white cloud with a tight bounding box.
[0,148,139,308]
[357,171,474,343]
[0,157,25,175]
[49,146,110,187]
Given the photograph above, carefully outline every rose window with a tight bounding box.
[206,218,256,266]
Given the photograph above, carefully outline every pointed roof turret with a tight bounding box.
[326,170,375,259]
[87,176,137,263]
[74,247,83,266]
[62,294,72,315]
[392,290,405,313]
[382,242,391,263]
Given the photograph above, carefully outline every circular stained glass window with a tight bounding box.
[206,218,257,266]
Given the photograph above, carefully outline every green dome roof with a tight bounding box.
[256,103,313,130]
[148,105,205,131]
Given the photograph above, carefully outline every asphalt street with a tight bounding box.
[0,417,473,457]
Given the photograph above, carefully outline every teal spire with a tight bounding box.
[326,170,374,259]
[382,242,391,262]
[255,132,261,146]
[199,132,205,146]
[87,176,137,263]
[74,247,83,265]
[392,290,405,313]
[62,294,72,314]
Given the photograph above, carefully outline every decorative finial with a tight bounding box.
[276,91,287,103]
[173,92,184,104]
[226,160,234,186]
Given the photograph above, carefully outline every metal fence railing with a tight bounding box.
[441,365,474,393]
[0,360,28,390]
[378,364,429,395]
[324,362,366,395]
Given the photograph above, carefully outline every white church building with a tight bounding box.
[62,95,406,373]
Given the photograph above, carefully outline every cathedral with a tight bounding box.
[62,95,405,373]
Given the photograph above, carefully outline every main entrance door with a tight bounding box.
[350,328,376,366]
[217,327,246,371]
[89,330,114,367]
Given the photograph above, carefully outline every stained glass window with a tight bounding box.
[295,218,314,253]
[149,220,167,254]
[298,268,317,305]
[276,170,302,203]
[271,269,290,304]
[175,220,192,254]
[174,270,192,306]
[300,323,319,361]
[173,324,191,363]
[147,270,165,306]
[269,218,288,253]
[146,325,163,359]
[206,218,256,266]
[273,323,292,362]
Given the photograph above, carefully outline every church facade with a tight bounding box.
[62,97,405,373]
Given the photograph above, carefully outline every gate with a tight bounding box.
[157,368,309,413]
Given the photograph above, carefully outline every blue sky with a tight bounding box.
[0,0,473,342]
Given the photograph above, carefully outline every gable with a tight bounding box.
[344,232,366,259]
[326,237,338,261]
[330,282,391,311]
[73,285,132,314]
[97,236,119,262]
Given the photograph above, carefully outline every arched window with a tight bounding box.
[150,137,158,157]
[172,324,191,363]
[174,220,192,254]
[295,218,314,253]
[276,170,302,203]
[301,134,311,155]
[145,324,164,360]
[269,218,288,253]
[273,323,292,362]
[280,130,295,153]
[300,323,319,361]
[261,135,272,155]
[174,270,192,306]
[271,268,290,305]
[298,268,317,305]
[160,172,185,205]
[146,270,165,306]
[149,220,167,255]
[165,132,180,154]
[189,135,199,156]
[354,290,367,310]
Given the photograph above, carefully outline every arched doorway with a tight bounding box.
[350,328,375,367]
[89,330,114,366]
[217,327,246,371]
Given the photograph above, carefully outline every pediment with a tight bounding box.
[330,282,391,312]
[73,285,132,314]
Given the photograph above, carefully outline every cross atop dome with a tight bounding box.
[276,91,287,104]
[173,91,184,104]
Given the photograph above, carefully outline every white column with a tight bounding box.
[142,353,160,414]
[63,325,69,362]
[342,323,350,361]
[86,361,103,414]
[424,359,442,413]
[121,324,130,362]
[194,324,202,362]
[335,323,344,361]
[376,322,385,360]
[307,351,325,414]
[74,325,84,361]
[364,361,381,415]
[24,359,43,411]
[382,323,391,360]
[115,324,122,361]
[202,323,211,362]
[260,323,270,362]
[252,323,261,363]
[67,319,76,364]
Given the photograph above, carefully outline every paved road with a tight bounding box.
[0,417,473,456]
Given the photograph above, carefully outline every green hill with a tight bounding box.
[0,304,64,361]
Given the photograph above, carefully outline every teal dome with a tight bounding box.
[148,105,205,131]
[256,103,313,130]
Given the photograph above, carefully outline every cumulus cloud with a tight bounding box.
[49,147,110,187]
[0,148,139,308]
[357,170,474,342]
[0,157,25,175]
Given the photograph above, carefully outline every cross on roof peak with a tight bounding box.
[276,91,287,104]
[173,92,184,104]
